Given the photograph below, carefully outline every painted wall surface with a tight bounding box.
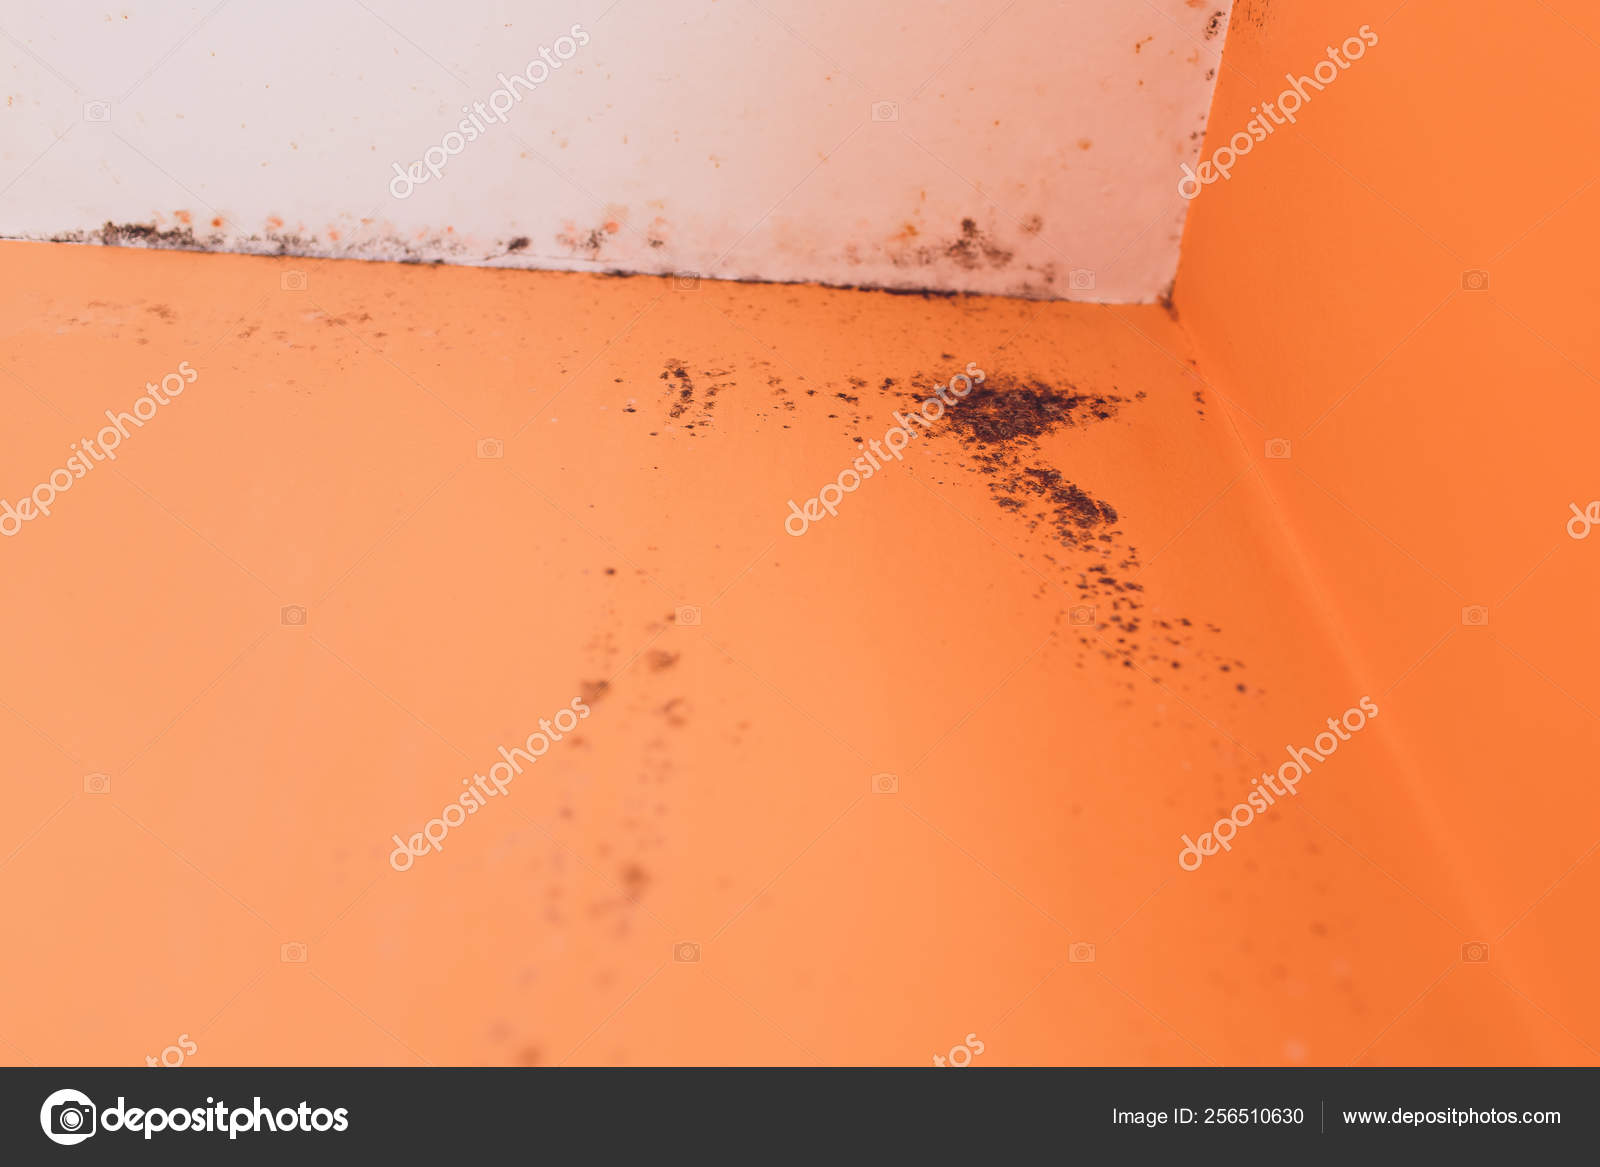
[0,1,1233,301]
[1175,0,1600,1056]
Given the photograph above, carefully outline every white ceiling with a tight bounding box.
[0,1,1232,301]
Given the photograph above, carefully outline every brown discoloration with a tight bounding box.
[653,358,734,429]
[882,217,1016,273]
[911,372,1237,686]
[945,218,1013,271]
[1014,466,1119,543]
[1232,0,1271,30]
[54,221,203,248]
[26,228,1086,301]
[558,210,630,260]
[557,221,610,259]
[38,219,473,263]
[661,359,694,419]
[940,376,1123,447]
[620,862,649,898]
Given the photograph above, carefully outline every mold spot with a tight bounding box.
[557,222,609,259]
[911,373,1238,686]
[946,218,1012,270]
[54,221,201,248]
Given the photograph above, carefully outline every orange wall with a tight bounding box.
[1174,0,1600,1059]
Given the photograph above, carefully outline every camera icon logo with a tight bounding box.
[871,101,899,122]
[1461,941,1490,963]
[1068,605,1097,627]
[674,272,700,291]
[1461,605,1489,627]
[476,437,504,460]
[280,270,307,292]
[674,942,701,963]
[40,1089,97,1145]
[1069,942,1096,963]
[1461,269,1489,291]
[871,772,898,794]
[82,101,111,123]
[1265,438,1292,459]
[83,773,111,795]
[281,605,307,627]
[675,605,702,627]
[1068,268,1096,291]
[281,941,308,963]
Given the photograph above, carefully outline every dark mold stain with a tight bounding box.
[651,358,734,430]
[944,218,1013,271]
[39,219,471,263]
[1232,0,1271,31]
[55,221,202,248]
[941,376,1122,448]
[557,217,622,260]
[914,372,1243,688]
